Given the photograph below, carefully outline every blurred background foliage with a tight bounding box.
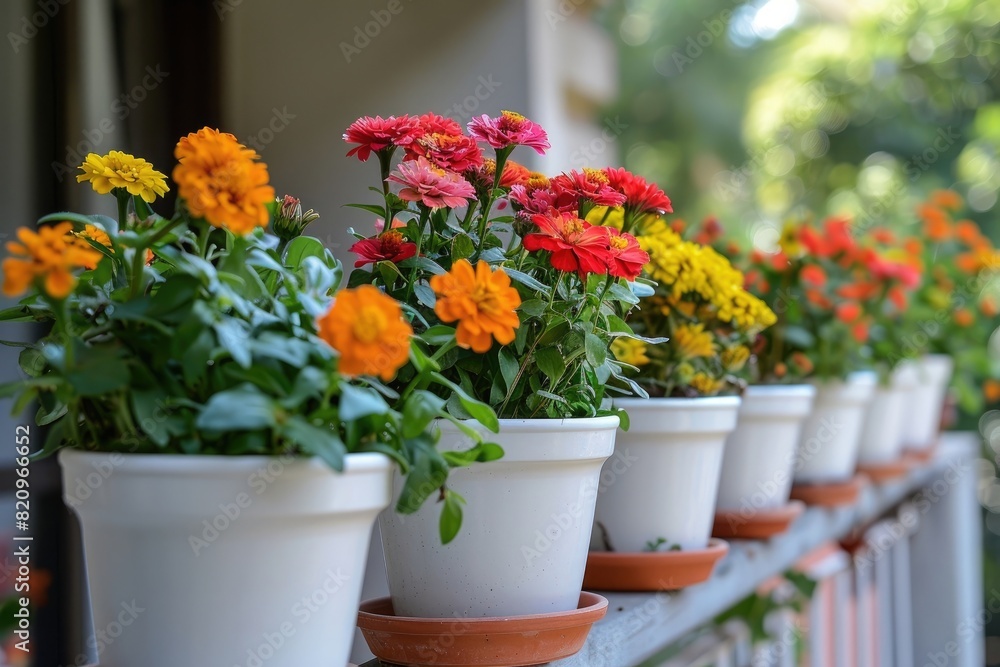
[597,0,1000,649]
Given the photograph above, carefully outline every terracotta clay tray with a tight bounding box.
[789,474,867,507]
[583,538,729,592]
[713,501,806,540]
[357,592,608,667]
[857,458,913,483]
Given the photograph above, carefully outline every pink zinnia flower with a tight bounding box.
[523,212,610,278]
[550,169,626,210]
[468,110,550,155]
[343,115,421,161]
[374,216,407,233]
[603,167,673,216]
[407,132,484,172]
[388,157,476,209]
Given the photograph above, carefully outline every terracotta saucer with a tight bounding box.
[857,457,913,483]
[712,501,806,539]
[904,444,938,463]
[789,475,866,507]
[356,592,608,667]
[583,538,729,592]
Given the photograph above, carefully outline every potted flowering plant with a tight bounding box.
[897,191,1000,450]
[583,208,775,557]
[667,217,817,534]
[848,227,924,470]
[0,131,470,667]
[342,111,655,619]
[740,216,878,486]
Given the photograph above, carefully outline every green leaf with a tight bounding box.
[783,325,816,348]
[344,202,392,217]
[402,390,445,439]
[519,299,548,318]
[413,283,436,309]
[284,236,327,270]
[397,256,447,276]
[439,491,466,544]
[196,384,277,431]
[213,318,252,368]
[505,268,550,295]
[498,347,519,391]
[64,343,130,397]
[534,347,566,384]
[421,325,457,345]
[396,435,449,514]
[608,282,640,305]
[131,390,170,446]
[339,383,389,421]
[281,415,345,470]
[585,332,608,367]
[451,233,476,261]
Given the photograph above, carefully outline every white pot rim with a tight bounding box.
[437,415,621,433]
[613,396,742,410]
[58,449,392,475]
[744,383,816,398]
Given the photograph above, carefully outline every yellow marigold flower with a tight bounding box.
[672,323,716,359]
[721,345,750,372]
[611,337,650,366]
[78,223,112,249]
[317,285,412,380]
[430,259,521,353]
[778,222,801,256]
[77,151,169,203]
[172,127,275,235]
[2,223,103,299]
[690,372,725,396]
[715,286,777,332]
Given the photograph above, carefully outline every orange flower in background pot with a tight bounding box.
[954,308,974,327]
[836,301,862,324]
[317,285,413,380]
[919,204,952,241]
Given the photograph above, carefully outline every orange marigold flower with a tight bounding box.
[429,259,521,353]
[919,204,952,242]
[774,362,788,378]
[888,286,908,310]
[790,351,814,375]
[173,127,275,235]
[981,297,998,318]
[2,223,103,299]
[930,189,963,211]
[871,227,895,244]
[317,285,412,380]
[954,220,984,247]
[956,252,980,274]
[984,379,1000,404]
[954,308,974,328]
[904,237,923,257]
[836,301,862,324]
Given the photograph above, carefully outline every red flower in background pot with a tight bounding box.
[523,212,610,278]
[350,231,417,268]
[603,227,649,280]
[550,169,626,210]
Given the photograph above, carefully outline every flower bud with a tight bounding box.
[273,195,320,240]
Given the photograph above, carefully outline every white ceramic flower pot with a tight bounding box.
[60,450,391,667]
[379,417,617,618]
[594,397,741,552]
[900,354,954,452]
[793,372,877,483]
[716,385,816,512]
[858,366,917,465]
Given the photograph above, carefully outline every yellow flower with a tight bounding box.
[78,224,112,249]
[715,286,777,332]
[317,285,412,380]
[611,338,650,366]
[778,221,801,256]
[2,223,103,299]
[430,259,521,353]
[721,345,750,372]
[77,151,169,203]
[672,323,715,359]
[690,372,725,396]
[173,127,275,235]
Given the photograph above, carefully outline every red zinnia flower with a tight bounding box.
[801,264,827,287]
[603,167,673,216]
[349,231,417,268]
[835,301,862,324]
[523,212,610,278]
[415,113,463,136]
[693,217,723,246]
[343,115,421,161]
[550,169,626,210]
[603,227,649,280]
[468,110,550,154]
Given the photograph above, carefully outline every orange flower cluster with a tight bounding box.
[2,223,103,299]
[173,128,275,235]
[430,260,522,353]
